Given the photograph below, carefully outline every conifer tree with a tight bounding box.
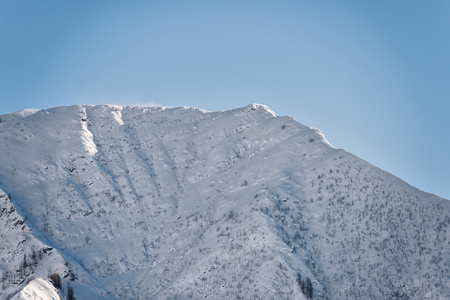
[67,282,75,300]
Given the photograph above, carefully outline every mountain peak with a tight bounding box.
[0,104,448,299]
[240,103,278,117]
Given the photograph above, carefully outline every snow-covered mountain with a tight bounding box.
[0,104,448,299]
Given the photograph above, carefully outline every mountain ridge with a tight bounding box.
[0,104,448,299]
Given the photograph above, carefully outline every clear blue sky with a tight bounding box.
[1,1,449,199]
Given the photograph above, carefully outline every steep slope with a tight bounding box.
[0,187,67,299]
[0,104,448,299]
[10,278,60,300]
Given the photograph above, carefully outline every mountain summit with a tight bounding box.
[0,104,448,299]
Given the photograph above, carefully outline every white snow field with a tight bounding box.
[10,278,60,300]
[0,104,448,299]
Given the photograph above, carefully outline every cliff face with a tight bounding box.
[0,104,448,299]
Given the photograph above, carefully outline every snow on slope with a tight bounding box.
[10,278,60,300]
[0,103,448,299]
[0,187,68,300]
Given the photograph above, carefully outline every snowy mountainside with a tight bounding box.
[0,104,448,299]
[0,188,67,299]
[10,278,60,300]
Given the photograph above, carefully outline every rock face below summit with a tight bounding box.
[0,104,448,299]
